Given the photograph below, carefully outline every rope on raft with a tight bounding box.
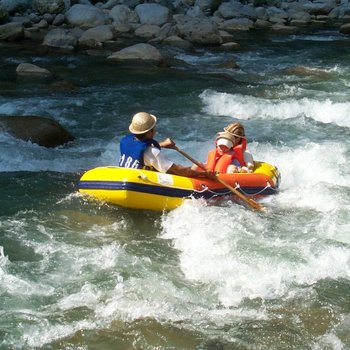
[199,184,233,197]
[138,172,276,197]
[235,181,278,196]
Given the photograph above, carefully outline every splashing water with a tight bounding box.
[1,31,350,349]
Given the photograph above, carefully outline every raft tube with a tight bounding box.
[78,161,280,211]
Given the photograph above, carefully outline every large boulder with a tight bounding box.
[134,24,161,39]
[162,35,193,50]
[285,66,332,77]
[109,5,139,24]
[107,43,164,65]
[174,14,222,45]
[16,63,53,78]
[0,115,74,148]
[340,23,350,34]
[65,4,108,28]
[302,0,336,15]
[220,18,254,32]
[78,24,114,47]
[0,22,23,40]
[135,3,170,26]
[43,28,79,50]
[217,2,257,20]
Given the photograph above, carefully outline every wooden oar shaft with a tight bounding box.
[215,176,263,211]
[174,146,264,211]
[175,147,204,170]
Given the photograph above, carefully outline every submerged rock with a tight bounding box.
[107,43,164,65]
[16,63,53,78]
[0,115,74,148]
[340,23,350,35]
[0,22,23,40]
[285,66,332,78]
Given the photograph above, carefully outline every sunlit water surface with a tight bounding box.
[1,31,350,349]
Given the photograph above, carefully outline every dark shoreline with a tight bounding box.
[1,0,350,64]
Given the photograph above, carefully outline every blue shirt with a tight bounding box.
[119,134,160,169]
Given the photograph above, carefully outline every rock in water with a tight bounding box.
[0,115,74,148]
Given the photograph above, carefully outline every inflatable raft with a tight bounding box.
[78,161,280,211]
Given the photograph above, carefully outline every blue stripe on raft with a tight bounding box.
[79,181,194,198]
[78,180,277,198]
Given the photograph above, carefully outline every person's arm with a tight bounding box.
[159,138,175,149]
[244,150,254,172]
[191,162,206,171]
[167,164,216,179]
[144,146,215,179]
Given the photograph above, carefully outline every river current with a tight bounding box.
[1,30,350,349]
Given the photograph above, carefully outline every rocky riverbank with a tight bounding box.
[1,0,350,66]
[1,0,350,147]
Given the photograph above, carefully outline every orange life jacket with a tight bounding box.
[231,138,247,168]
[205,139,247,173]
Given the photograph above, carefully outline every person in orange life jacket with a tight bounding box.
[190,131,235,172]
[193,122,254,174]
[119,112,215,178]
[192,131,235,173]
[222,122,254,173]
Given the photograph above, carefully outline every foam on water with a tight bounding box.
[253,141,350,209]
[58,282,103,311]
[1,207,270,348]
[0,134,117,172]
[0,219,130,347]
[200,90,350,127]
[160,198,350,309]
[92,250,267,328]
[159,128,350,309]
[0,98,83,127]
[314,331,348,350]
[175,50,223,66]
[273,32,346,42]
[21,319,98,348]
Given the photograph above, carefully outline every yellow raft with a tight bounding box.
[78,161,280,211]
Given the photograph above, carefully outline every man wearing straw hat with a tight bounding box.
[119,112,214,178]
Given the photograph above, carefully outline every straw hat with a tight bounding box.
[224,122,245,138]
[129,112,157,134]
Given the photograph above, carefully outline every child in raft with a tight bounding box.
[193,122,254,174]
[222,122,254,173]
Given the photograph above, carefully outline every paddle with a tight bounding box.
[174,146,265,212]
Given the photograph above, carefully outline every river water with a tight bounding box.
[1,30,350,349]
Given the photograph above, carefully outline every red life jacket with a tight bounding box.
[231,138,247,168]
[205,139,247,173]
